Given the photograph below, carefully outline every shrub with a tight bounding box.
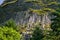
[4,19,16,28]
[0,26,21,40]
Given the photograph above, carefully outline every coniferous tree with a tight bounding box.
[51,8,60,35]
[31,27,44,40]
[50,3,60,40]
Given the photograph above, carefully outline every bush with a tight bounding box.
[0,26,21,40]
[4,19,16,28]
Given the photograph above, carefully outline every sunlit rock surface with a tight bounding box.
[14,11,51,30]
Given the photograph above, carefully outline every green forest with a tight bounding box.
[0,0,60,40]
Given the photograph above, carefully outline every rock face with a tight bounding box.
[14,10,51,30]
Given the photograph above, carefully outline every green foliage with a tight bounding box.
[4,19,17,29]
[31,22,60,40]
[4,19,23,33]
[29,8,56,15]
[51,9,60,35]
[25,0,58,15]
[50,7,60,39]
[0,26,21,40]
[43,31,60,40]
[31,26,44,40]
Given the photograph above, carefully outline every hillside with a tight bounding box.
[0,0,60,40]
